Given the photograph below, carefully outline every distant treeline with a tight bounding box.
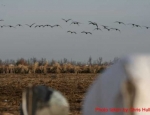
[0,57,119,74]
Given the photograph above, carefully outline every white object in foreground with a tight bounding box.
[20,85,69,115]
[83,54,150,115]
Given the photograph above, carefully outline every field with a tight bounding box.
[0,73,99,115]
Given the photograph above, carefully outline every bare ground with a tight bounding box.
[0,73,99,115]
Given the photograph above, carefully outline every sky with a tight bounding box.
[0,0,150,62]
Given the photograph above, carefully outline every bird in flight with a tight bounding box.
[93,27,102,31]
[127,23,136,27]
[26,23,35,28]
[114,21,126,25]
[89,21,98,28]
[110,28,121,32]
[35,25,45,28]
[81,31,92,34]
[0,19,4,21]
[52,24,62,28]
[142,26,150,29]
[62,19,72,22]
[103,27,111,31]
[67,31,77,34]
[101,25,109,29]
[70,21,82,26]
[134,24,142,28]
[6,25,15,28]
[0,25,6,28]
[16,24,23,27]
[44,24,52,27]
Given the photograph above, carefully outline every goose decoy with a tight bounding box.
[114,21,126,25]
[20,84,70,115]
[83,54,150,115]
[67,31,77,34]
[62,19,72,22]
[26,23,36,28]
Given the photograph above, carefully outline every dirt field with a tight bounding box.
[0,73,99,115]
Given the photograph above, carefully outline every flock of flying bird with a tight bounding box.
[0,19,150,35]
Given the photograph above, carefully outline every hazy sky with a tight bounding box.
[0,0,150,62]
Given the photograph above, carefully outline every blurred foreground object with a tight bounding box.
[83,54,150,115]
[20,84,69,115]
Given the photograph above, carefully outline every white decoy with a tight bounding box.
[82,54,150,115]
[20,85,69,115]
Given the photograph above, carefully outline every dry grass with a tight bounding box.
[0,73,99,115]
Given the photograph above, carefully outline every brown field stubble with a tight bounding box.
[0,73,98,115]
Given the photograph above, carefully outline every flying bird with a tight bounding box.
[16,24,22,26]
[101,25,109,29]
[67,31,77,34]
[81,31,92,34]
[26,23,36,28]
[35,25,45,28]
[110,28,121,32]
[44,24,52,27]
[104,27,111,31]
[89,21,98,28]
[134,24,142,28]
[114,21,126,25]
[127,23,136,27]
[6,25,15,28]
[52,24,62,28]
[83,54,150,115]
[93,27,102,31]
[70,21,81,26]
[62,19,72,22]
[20,84,70,115]
[142,26,150,29]
[0,25,6,28]
[0,19,4,21]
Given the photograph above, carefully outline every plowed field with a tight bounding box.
[0,73,99,115]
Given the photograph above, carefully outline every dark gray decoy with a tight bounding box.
[20,84,70,115]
